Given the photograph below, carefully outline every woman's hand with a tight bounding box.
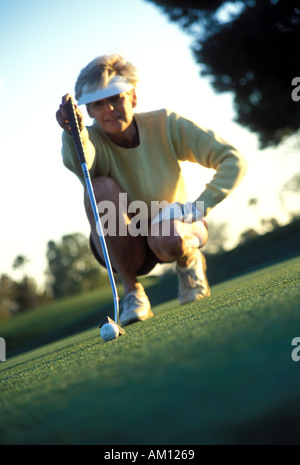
[56,94,84,134]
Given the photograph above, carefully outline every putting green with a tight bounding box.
[0,256,300,444]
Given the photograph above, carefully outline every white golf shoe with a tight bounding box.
[176,249,211,304]
[120,283,154,326]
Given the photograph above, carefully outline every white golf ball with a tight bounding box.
[100,323,119,342]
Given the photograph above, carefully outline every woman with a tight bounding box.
[56,54,247,327]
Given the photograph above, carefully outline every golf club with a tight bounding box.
[65,97,125,337]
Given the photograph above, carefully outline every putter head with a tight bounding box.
[98,316,126,335]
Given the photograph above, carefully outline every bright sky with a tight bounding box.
[0,0,298,287]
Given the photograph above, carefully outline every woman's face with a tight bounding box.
[87,90,137,136]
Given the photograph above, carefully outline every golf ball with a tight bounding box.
[100,323,119,342]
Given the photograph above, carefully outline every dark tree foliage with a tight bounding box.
[147,0,300,148]
[46,233,108,299]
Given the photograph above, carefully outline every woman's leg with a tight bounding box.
[147,218,210,304]
[84,176,147,295]
[147,218,208,265]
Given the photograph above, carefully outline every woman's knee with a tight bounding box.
[84,176,121,209]
[147,219,208,261]
[147,232,184,262]
[93,176,121,200]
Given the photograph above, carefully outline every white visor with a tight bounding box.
[77,75,134,105]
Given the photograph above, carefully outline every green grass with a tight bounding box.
[0,275,171,356]
[0,257,300,445]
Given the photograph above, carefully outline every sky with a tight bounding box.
[0,0,298,287]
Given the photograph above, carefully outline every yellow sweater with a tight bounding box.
[62,109,247,217]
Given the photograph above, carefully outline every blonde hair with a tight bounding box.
[75,54,138,101]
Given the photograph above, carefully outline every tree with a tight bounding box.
[12,254,40,310]
[45,232,108,299]
[146,0,300,147]
[239,227,259,243]
[279,172,300,219]
[14,276,40,311]
[0,274,19,321]
[203,220,229,253]
[12,255,31,274]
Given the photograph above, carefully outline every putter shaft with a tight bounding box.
[65,98,120,325]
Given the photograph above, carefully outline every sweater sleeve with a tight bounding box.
[61,126,96,185]
[170,112,248,216]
